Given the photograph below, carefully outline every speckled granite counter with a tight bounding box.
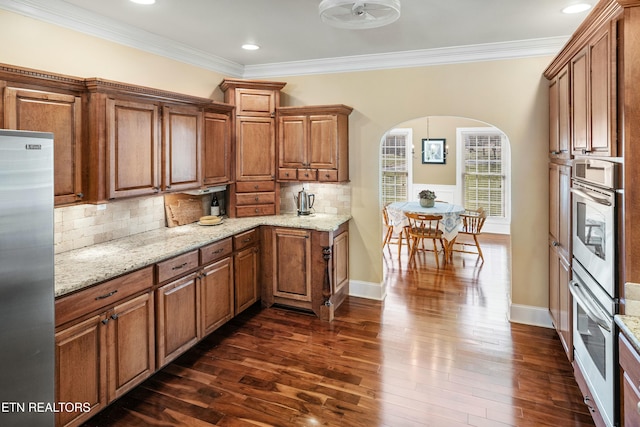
[55,213,351,297]
[616,315,640,353]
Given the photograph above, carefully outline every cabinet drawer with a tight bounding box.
[236,180,275,192]
[156,250,199,283]
[620,334,640,383]
[55,266,153,327]
[200,238,233,265]
[234,228,259,251]
[297,169,317,181]
[236,192,275,205]
[317,169,338,182]
[236,204,276,218]
[279,168,297,180]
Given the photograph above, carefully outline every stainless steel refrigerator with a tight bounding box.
[0,130,55,426]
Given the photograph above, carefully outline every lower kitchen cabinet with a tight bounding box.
[155,272,200,368]
[620,333,640,427]
[272,227,312,304]
[201,256,235,335]
[234,244,260,314]
[55,291,155,427]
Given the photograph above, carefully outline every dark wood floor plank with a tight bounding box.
[84,233,594,427]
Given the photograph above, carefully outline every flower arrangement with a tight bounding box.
[418,190,437,200]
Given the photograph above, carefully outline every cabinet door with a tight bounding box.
[55,314,106,427]
[107,292,155,401]
[333,230,349,295]
[549,164,560,242]
[590,26,614,156]
[156,273,200,367]
[235,88,276,116]
[309,115,338,169]
[558,165,571,257]
[558,255,572,359]
[620,334,640,427]
[548,245,560,333]
[273,228,312,301]
[279,115,307,168]
[234,246,259,314]
[163,105,202,192]
[201,256,234,336]
[571,48,589,156]
[236,116,275,181]
[203,111,232,185]
[107,98,160,199]
[4,87,83,205]
[549,66,570,157]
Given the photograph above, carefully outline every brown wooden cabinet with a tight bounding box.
[272,227,312,304]
[570,23,617,157]
[233,228,260,314]
[220,79,286,218]
[262,223,349,320]
[3,86,84,205]
[54,267,154,427]
[548,65,570,159]
[278,105,352,183]
[162,104,203,192]
[199,238,234,335]
[203,109,233,186]
[620,333,640,427]
[548,162,572,360]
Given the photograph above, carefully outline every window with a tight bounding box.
[461,130,507,218]
[381,129,412,205]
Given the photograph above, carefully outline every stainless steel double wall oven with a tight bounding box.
[570,158,620,427]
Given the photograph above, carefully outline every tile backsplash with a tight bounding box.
[55,184,351,254]
[626,282,640,316]
[55,195,166,254]
[280,182,351,215]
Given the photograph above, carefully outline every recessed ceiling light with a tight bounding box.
[562,3,592,14]
[242,44,260,51]
[130,0,156,5]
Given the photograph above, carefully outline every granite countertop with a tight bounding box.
[55,213,351,298]
[616,314,640,354]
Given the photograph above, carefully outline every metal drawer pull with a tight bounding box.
[95,290,118,300]
[211,248,225,255]
[172,262,188,270]
[242,237,252,243]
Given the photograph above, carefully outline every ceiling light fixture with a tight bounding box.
[130,0,156,4]
[242,44,260,51]
[562,3,592,14]
[319,0,401,30]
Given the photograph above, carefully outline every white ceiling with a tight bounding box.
[1,0,595,78]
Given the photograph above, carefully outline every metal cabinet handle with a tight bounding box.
[552,241,559,247]
[95,290,118,300]
[101,318,109,325]
[76,192,84,199]
[211,248,224,255]
[242,237,252,243]
[255,196,260,201]
[110,314,118,320]
[172,262,188,270]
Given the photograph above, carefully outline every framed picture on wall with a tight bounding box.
[422,138,446,164]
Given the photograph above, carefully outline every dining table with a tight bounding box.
[385,201,466,262]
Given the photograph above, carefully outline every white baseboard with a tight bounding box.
[349,280,387,301]
[509,303,553,328]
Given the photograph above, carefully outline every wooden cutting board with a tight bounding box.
[164,194,205,227]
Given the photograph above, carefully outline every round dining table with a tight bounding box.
[385,201,466,262]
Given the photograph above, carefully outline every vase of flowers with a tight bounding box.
[418,190,436,208]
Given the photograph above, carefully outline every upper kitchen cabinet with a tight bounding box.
[220,78,286,218]
[571,22,618,157]
[202,106,234,186]
[1,65,85,206]
[84,79,215,203]
[277,105,353,183]
[548,65,570,159]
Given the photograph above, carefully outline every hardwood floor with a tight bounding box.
[83,233,594,426]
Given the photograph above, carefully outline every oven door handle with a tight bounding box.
[569,280,612,333]
[570,187,612,206]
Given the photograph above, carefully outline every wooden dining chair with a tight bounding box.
[452,207,487,261]
[382,206,408,254]
[404,212,444,267]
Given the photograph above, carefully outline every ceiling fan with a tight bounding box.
[318,0,401,29]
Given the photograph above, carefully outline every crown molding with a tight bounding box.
[0,0,245,77]
[243,36,570,78]
[1,0,568,79]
